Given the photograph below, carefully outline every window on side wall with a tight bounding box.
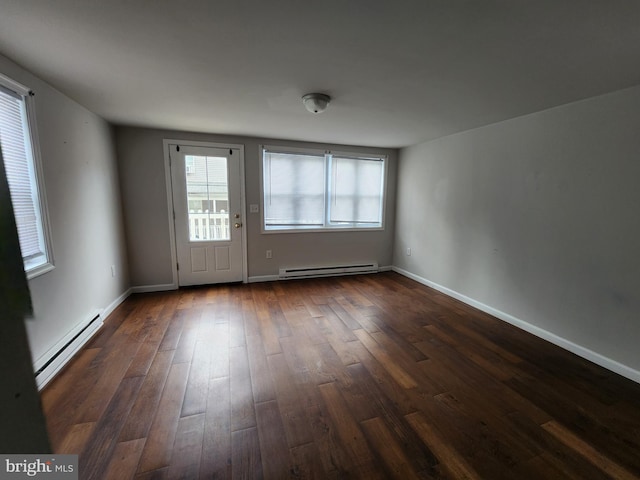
[0,73,54,278]
[261,145,386,232]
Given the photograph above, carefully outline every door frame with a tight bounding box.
[163,138,248,287]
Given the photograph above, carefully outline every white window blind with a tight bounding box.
[329,155,384,225]
[0,75,52,276]
[262,147,385,231]
[263,150,326,227]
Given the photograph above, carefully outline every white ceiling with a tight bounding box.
[1,1,640,148]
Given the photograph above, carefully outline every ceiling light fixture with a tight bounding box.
[302,93,331,114]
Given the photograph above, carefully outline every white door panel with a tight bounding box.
[170,144,244,285]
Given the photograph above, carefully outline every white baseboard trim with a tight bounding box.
[392,266,640,384]
[103,287,132,318]
[378,265,393,272]
[131,283,178,293]
[34,288,133,390]
[248,275,279,283]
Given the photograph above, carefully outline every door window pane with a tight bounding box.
[185,155,229,241]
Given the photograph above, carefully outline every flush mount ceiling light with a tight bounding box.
[302,93,331,114]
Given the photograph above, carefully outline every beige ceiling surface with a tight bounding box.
[1,1,640,148]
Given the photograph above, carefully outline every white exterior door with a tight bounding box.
[170,143,244,286]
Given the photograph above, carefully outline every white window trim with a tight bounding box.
[260,145,387,234]
[0,72,55,279]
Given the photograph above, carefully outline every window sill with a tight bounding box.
[262,225,384,234]
[26,261,55,280]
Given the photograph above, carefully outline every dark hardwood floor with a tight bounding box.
[41,272,640,479]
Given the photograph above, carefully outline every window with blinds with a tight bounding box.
[0,73,53,278]
[262,146,386,231]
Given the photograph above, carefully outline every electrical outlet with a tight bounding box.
[266,250,272,259]
[406,247,411,256]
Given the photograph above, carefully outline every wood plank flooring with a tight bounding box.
[41,272,640,479]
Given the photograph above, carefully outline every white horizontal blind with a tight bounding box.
[0,84,45,264]
[329,155,384,225]
[262,147,386,231]
[263,150,325,227]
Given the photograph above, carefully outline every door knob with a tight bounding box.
[234,222,242,228]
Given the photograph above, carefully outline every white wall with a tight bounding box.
[115,127,397,287]
[394,85,640,378]
[0,54,130,366]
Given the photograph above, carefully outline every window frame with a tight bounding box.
[0,72,54,279]
[260,145,387,234]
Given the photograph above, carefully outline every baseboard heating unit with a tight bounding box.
[34,311,103,390]
[278,262,379,280]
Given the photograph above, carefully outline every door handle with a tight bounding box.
[234,222,242,228]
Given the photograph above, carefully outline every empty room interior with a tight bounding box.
[1,1,640,478]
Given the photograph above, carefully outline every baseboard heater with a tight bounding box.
[34,311,103,390]
[278,262,379,280]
